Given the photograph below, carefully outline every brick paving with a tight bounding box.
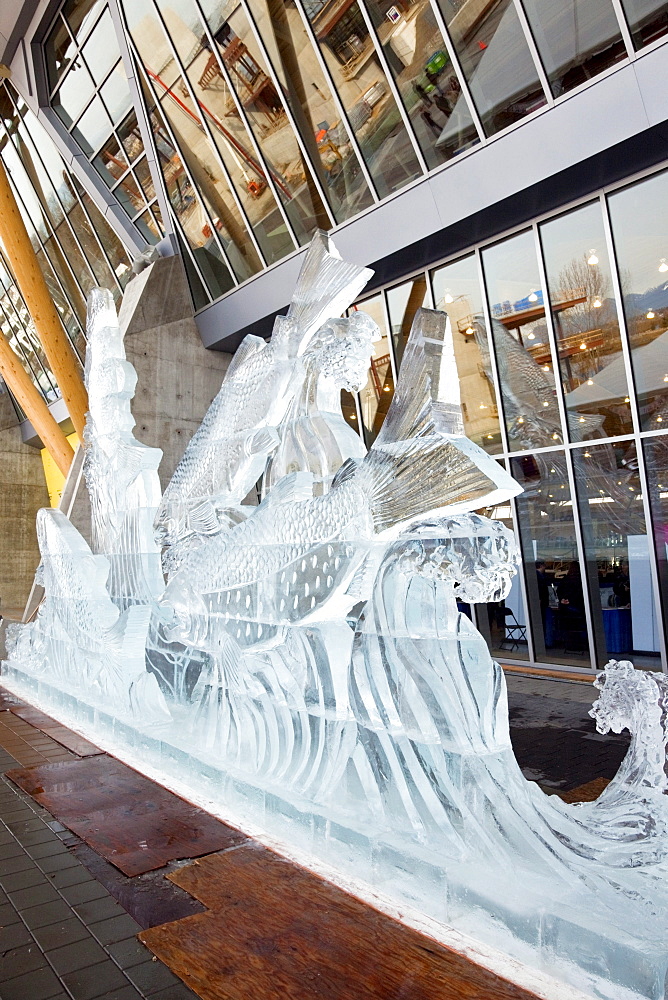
[0,673,632,999]
[0,724,198,1000]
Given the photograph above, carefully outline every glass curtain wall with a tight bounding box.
[101,0,664,307]
[340,167,668,672]
[44,0,164,242]
[0,80,132,409]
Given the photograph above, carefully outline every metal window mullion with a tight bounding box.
[167,205,214,306]
[234,0,336,229]
[562,445,600,671]
[599,193,642,438]
[291,0,380,202]
[148,0,270,268]
[0,107,99,305]
[474,247,511,455]
[0,290,53,392]
[108,0,177,248]
[2,168,88,349]
[633,433,668,672]
[510,0,554,106]
[354,2,428,176]
[531,223,569,445]
[136,59,238,287]
[600,192,668,671]
[0,288,58,394]
[46,14,79,101]
[6,163,97,308]
[185,1,304,251]
[507,483,537,663]
[608,0,637,59]
[380,287,399,382]
[425,0,486,143]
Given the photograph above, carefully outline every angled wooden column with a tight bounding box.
[0,157,88,438]
[0,331,74,475]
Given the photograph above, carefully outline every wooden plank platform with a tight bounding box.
[140,844,541,1000]
[6,755,247,876]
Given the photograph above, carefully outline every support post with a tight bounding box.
[0,158,88,438]
[0,332,74,475]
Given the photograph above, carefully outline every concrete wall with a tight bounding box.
[119,254,232,490]
[0,390,48,620]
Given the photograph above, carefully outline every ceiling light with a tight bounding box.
[543,400,549,407]
[587,250,598,266]
[444,291,453,303]
[527,331,535,339]
[647,310,655,319]
[465,326,474,335]
[587,378,594,385]
[479,402,487,409]
[487,434,493,439]
[383,385,390,392]
[624,396,630,402]
[552,433,559,439]
[593,298,602,308]
[580,342,587,350]
[542,364,550,371]
[579,417,585,422]
[528,291,538,302]
[660,259,668,273]
[584,451,591,457]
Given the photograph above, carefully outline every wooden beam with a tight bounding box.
[0,331,74,475]
[0,157,88,438]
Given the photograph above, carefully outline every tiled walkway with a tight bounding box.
[0,720,197,1000]
[0,672,632,1000]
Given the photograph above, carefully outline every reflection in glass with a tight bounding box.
[432,254,502,453]
[100,63,133,124]
[540,201,631,441]
[364,0,479,169]
[45,16,75,91]
[299,0,423,197]
[351,295,394,445]
[620,0,668,48]
[512,452,589,665]
[478,496,529,659]
[72,96,113,155]
[482,230,562,450]
[250,0,374,223]
[608,169,668,431]
[93,134,129,186]
[642,436,668,655]
[386,273,427,369]
[125,0,266,275]
[340,388,361,433]
[64,0,107,41]
[572,441,659,667]
[113,173,146,217]
[436,0,546,136]
[81,7,119,84]
[52,58,94,126]
[520,0,625,97]
[167,0,332,243]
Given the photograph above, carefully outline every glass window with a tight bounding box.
[80,7,120,85]
[71,95,113,155]
[520,0,626,98]
[151,0,295,265]
[93,134,130,186]
[156,0,331,245]
[250,0,374,223]
[63,0,107,42]
[52,58,95,127]
[364,0,479,169]
[477,495,529,660]
[431,255,502,453]
[572,441,659,668]
[435,0,546,136]
[135,208,162,243]
[386,273,428,370]
[511,452,590,665]
[619,0,668,49]
[100,62,133,124]
[117,112,144,161]
[482,230,562,450]
[608,169,668,432]
[133,156,156,202]
[45,16,75,91]
[113,173,147,217]
[351,294,394,445]
[642,436,668,657]
[540,201,632,441]
[299,0,424,198]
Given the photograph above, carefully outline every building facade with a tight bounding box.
[1,0,668,672]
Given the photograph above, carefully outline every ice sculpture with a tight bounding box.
[5,233,668,1000]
